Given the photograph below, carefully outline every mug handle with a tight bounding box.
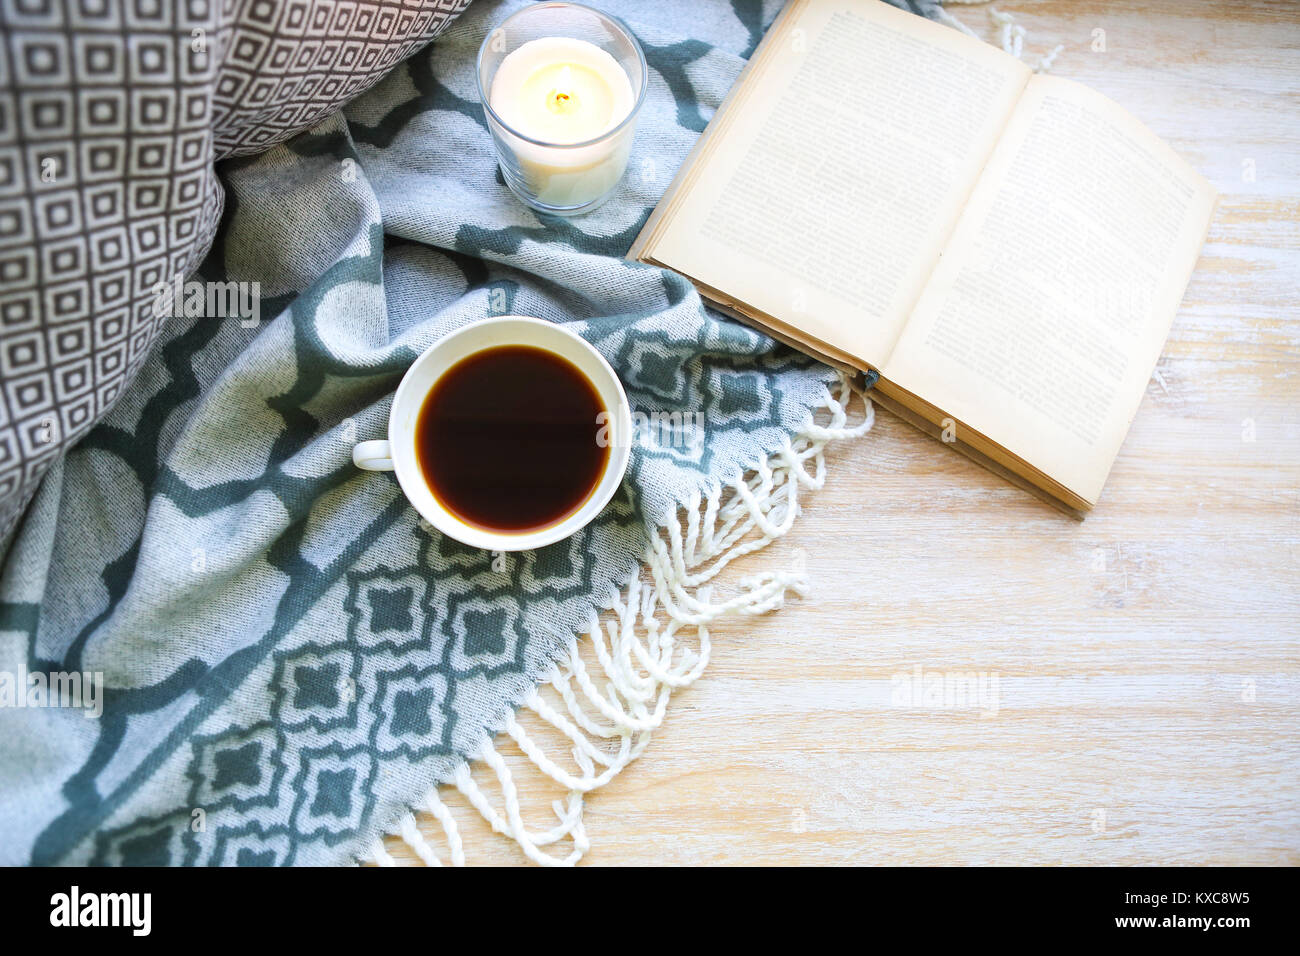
[353,440,394,471]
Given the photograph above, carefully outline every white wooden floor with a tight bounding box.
[387,0,1300,865]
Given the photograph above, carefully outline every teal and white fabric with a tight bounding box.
[0,0,927,866]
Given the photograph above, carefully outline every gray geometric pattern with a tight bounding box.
[212,0,470,157]
[0,0,469,532]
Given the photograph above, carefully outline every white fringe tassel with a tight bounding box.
[363,373,874,865]
[936,1,1065,73]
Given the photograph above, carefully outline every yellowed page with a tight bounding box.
[884,75,1216,505]
[649,0,1029,366]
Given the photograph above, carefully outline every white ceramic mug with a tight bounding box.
[353,316,632,551]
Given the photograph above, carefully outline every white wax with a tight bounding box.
[489,37,636,207]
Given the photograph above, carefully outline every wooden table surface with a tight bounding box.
[387,0,1300,865]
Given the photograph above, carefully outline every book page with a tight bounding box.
[884,76,1216,504]
[648,0,1029,367]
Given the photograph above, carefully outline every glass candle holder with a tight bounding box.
[477,2,648,217]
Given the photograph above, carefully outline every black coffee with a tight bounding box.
[415,345,609,533]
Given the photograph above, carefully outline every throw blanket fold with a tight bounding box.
[0,0,928,865]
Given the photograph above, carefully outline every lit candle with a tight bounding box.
[489,36,636,208]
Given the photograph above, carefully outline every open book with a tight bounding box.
[630,0,1216,515]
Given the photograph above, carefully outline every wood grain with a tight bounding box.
[386,0,1300,865]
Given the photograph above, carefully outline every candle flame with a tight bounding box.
[547,65,576,114]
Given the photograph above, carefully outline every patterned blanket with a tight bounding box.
[0,0,936,865]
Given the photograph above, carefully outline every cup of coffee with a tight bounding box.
[352,316,632,551]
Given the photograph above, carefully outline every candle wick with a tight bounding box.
[554,65,573,108]
[548,65,577,114]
